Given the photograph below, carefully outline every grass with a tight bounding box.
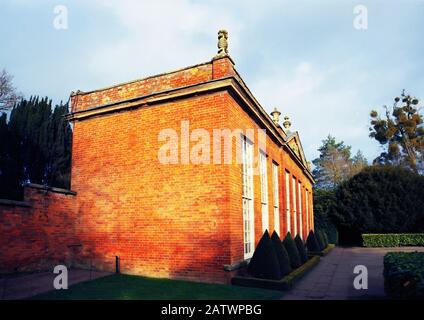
[32,274,282,300]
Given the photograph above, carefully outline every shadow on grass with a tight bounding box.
[31,274,282,300]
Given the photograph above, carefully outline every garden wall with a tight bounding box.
[0,184,79,273]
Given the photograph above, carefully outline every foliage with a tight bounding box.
[384,252,424,299]
[270,231,292,277]
[316,230,326,251]
[362,234,424,247]
[330,166,424,244]
[0,69,22,111]
[312,135,367,189]
[322,231,329,247]
[283,232,301,269]
[313,188,339,244]
[0,96,72,199]
[247,230,281,280]
[370,91,424,174]
[294,234,308,264]
[306,230,320,252]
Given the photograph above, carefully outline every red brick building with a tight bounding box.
[0,31,314,283]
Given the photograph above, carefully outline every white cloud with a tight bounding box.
[85,0,243,86]
[250,60,380,161]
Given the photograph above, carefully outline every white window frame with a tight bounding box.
[272,163,280,236]
[242,137,255,259]
[306,189,309,234]
[285,171,291,234]
[298,181,303,239]
[292,176,297,236]
[259,151,269,233]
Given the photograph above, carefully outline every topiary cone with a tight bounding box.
[283,232,302,269]
[271,231,292,277]
[306,230,320,252]
[247,230,282,280]
[294,234,308,264]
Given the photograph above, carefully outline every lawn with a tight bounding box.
[32,274,282,300]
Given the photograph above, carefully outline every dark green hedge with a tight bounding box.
[331,166,424,245]
[362,234,424,247]
[294,234,308,264]
[316,230,326,251]
[270,231,292,277]
[313,188,339,244]
[247,230,281,280]
[283,232,301,269]
[384,252,424,299]
[306,230,320,252]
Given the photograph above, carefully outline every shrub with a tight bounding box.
[384,252,424,299]
[294,235,308,264]
[247,230,282,280]
[322,231,329,248]
[306,230,320,252]
[283,232,302,269]
[330,166,424,245]
[270,231,292,276]
[313,188,339,244]
[362,234,424,247]
[316,230,326,250]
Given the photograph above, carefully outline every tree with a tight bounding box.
[0,96,72,200]
[351,150,368,177]
[313,188,339,244]
[0,69,22,111]
[330,166,424,244]
[312,135,367,189]
[370,90,424,173]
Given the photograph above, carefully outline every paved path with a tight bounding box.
[0,269,111,300]
[282,246,424,300]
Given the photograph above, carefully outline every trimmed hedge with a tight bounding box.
[306,230,320,252]
[384,252,424,299]
[322,232,329,248]
[362,234,424,247]
[283,232,302,269]
[316,230,326,251]
[294,235,308,264]
[232,256,321,291]
[270,231,292,277]
[247,230,281,280]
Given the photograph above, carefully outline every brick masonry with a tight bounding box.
[0,55,314,284]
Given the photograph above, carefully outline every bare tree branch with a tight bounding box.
[0,69,23,111]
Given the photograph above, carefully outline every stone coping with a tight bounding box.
[0,199,31,208]
[24,183,77,196]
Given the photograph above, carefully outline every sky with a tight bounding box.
[1,0,423,162]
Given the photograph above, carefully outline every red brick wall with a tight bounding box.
[70,92,234,283]
[0,185,77,273]
[0,56,314,283]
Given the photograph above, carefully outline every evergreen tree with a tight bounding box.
[0,96,72,199]
[312,135,367,189]
[330,165,424,244]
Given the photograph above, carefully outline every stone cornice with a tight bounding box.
[66,76,315,183]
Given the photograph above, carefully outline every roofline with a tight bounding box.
[67,75,314,183]
[70,60,212,97]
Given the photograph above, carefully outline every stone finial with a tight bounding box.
[307,161,312,171]
[215,30,229,58]
[270,108,281,125]
[282,116,292,133]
